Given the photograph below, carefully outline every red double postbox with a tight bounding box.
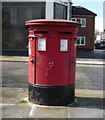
[25,19,80,106]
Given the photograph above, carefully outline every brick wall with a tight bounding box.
[72,15,95,50]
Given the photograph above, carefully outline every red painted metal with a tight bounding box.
[26,19,80,86]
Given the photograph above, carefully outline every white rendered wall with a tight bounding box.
[46,0,54,19]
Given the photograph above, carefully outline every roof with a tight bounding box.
[25,19,81,26]
[72,6,97,16]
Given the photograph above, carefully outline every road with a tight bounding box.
[2,62,104,90]
[76,64,103,90]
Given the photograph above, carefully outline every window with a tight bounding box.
[77,18,81,23]
[26,7,44,20]
[10,8,17,25]
[2,2,45,50]
[3,2,45,27]
[71,18,75,21]
[54,3,67,19]
[71,18,86,27]
[81,19,86,27]
[26,8,33,21]
[77,37,86,46]
[60,39,68,51]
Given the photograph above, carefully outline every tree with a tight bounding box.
[94,29,100,41]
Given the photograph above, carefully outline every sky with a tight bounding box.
[73,0,104,32]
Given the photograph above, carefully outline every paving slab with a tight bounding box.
[0,104,2,120]
[2,104,31,118]
[29,104,68,118]
[67,107,103,118]
[1,104,104,119]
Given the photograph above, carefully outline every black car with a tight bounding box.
[94,40,105,49]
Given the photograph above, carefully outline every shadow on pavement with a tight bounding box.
[69,97,105,110]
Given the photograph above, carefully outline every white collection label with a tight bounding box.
[38,38,46,51]
[60,39,68,51]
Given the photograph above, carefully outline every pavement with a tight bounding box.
[1,103,104,118]
[1,54,105,119]
[1,88,105,118]
[0,104,103,120]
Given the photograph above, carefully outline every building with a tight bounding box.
[2,0,72,55]
[72,6,97,50]
[100,30,105,40]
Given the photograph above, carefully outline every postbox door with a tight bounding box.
[35,36,72,86]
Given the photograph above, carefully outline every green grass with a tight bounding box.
[71,101,80,106]
[19,100,28,103]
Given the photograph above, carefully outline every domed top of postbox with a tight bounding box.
[25,19,81,27]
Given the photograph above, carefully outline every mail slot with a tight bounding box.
[25,19,80,106]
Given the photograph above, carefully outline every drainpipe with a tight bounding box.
[68,0,73,20]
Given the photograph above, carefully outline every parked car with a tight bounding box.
[94,40,105,49]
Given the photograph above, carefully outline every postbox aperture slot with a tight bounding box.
[60,39,68,51]
[59,32,72,34]
[35,31,48,34]
[38,38,46,51]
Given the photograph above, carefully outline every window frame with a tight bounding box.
[54,2,67,20]
[71,18,86,27]
[81,18,86,27]
[77,36,86,46]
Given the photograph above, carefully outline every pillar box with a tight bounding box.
[25,19,80,106]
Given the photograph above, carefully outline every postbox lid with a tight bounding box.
[25,19,81,26]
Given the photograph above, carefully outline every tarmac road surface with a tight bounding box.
[2,62,104,90]
[76,64,104,90]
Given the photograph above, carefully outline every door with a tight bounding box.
[35,35,71,86]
